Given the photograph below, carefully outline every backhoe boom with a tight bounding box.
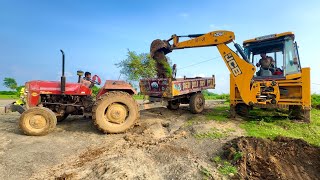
[151,30,258,105]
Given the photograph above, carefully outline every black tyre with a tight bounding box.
[235,103,249,117]
[289,105,311,123]
[189,93,205,114]
[19,107,57,136]
[93,91,139,133]
[167,100,180,110]
[57,113,69,122]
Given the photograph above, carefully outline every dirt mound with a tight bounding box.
[224,136,320,180]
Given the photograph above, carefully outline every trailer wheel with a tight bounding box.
[19,107,57,136]
[93,91,139,133]
[189,93,205,114]
[289,105,311,123]
[167,100,180,110]
[235,103,249,117]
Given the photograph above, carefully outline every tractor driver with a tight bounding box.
[256,52,275,76]
[80,71,94,88]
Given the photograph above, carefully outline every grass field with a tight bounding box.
[205,105,320,147]
[0,95,18,99]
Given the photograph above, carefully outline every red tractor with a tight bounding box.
[11,50,139,136]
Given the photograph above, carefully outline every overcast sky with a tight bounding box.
[0,0,320,93]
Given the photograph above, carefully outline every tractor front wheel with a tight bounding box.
[93,91,139,133]
[19,107,57,136]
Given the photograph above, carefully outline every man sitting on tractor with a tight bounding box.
[80,71,94,88]
[256,52,275,76]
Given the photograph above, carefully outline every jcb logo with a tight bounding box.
[224,53,242,77]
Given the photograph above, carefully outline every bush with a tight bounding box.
[311,94,320,107]
[0,91,16,95]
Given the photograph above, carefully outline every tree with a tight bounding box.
[115,50,157,82]
[3,77,17,90]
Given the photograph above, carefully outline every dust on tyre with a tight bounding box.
[19,107,57,136]
[93,91,139,133]
[189,92,205,114]
[167,100,180,110]
[235,103,249,117]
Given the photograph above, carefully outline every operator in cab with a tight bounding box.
[80,71,94,88]
[256,52,275,76]
[172,64,177,79]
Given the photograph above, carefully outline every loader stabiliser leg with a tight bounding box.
[289,105,311,123]
[5,103,25,114]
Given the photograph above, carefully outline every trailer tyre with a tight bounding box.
[189,92,205,114]
[19,107,57,136]
[167,100,180,110]
[93,91,139,133]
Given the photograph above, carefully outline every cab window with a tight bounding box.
[284,38,300,75]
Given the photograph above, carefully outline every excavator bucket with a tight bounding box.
[150,39,172,59]
[150,39,172,78]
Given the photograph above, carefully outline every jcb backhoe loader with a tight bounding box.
[151,31,311,122]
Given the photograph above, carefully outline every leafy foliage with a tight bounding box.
[115,50,157,82]
[92,85,100,97]
[202,90,230,102]
[311,94,320,107]
[3,77,17,90]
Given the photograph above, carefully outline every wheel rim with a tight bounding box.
[106,103,128,124]
[26,114,47,129]
[196,97,204,109]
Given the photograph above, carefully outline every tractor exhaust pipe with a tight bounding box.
[60,50,66,94]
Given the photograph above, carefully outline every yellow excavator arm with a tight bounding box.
[151,30,259,105]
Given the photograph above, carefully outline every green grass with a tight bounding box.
[241,108,320,147]
[0,95,18,99]
[194,127,229,139]
[212,156,238,176]
[199,166,212,179]
[240,109,320,146]
[205,106,229,121]
[233,151,242,161]
[312,94,320,107]
[203,104,320,146]
[218,161,238,175]
[133,95,144,100]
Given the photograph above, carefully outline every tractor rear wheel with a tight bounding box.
[189,92,205,114]
[93,91,139,133]
[167,100,180,110]
[19,107,57,136]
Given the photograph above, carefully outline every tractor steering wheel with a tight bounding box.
[91,75,101,85]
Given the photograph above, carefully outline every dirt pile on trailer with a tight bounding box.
[224,136,320,180]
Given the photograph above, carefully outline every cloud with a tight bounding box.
[179,13,189,18]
